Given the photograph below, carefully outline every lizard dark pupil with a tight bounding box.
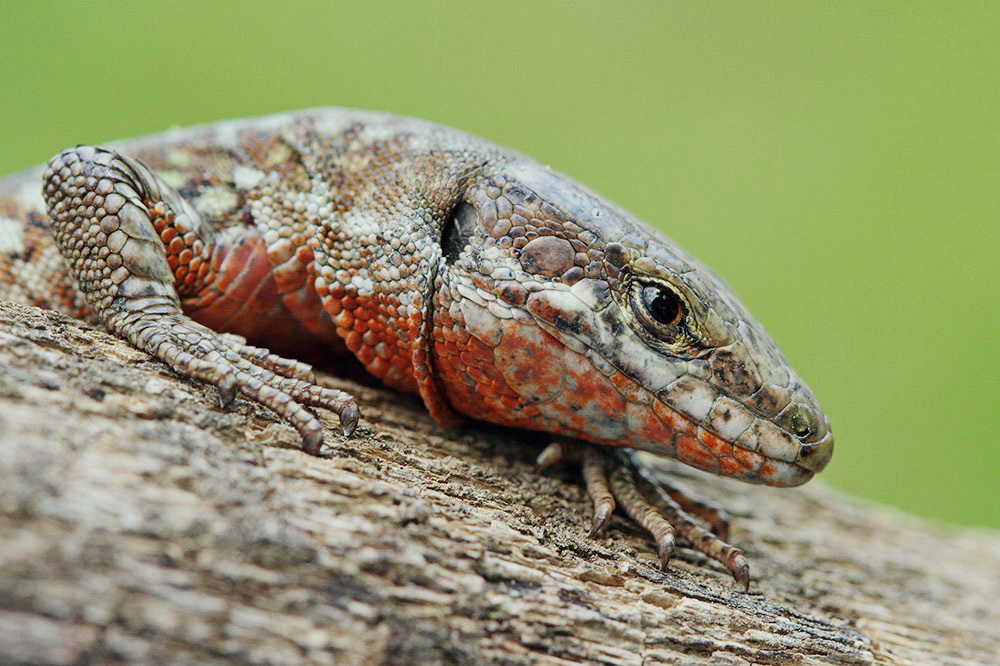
[642,285,681,326]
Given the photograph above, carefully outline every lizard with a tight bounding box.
[0,108,833,589]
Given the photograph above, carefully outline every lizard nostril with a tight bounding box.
[789,406,817,441]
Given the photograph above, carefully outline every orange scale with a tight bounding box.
[357,345,377,365]
[436,349,459,366]
[499,395,521,410]
[697,428,734,458]
[626,400,675,445]
[675,433,721,473]
[652,399,697,436]
[733,446,765,472]
[321,297,342,317]
[314,279,331,298]
[565,363,626,414]
[344,330,362,353]
[467,367,490,385]
[437,308,455,327]
[335,310,355,330]
[467,336,496,359]
[608,370,647,402]
[718,456,747,477]
[367,356,388,378]
[758,462,780,481]
[483,396,515,415]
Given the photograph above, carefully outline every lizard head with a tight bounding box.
[431,156,833,487]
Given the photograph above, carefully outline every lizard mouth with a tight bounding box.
[634,390,833,487]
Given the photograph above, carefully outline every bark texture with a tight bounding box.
[0,300,998,666]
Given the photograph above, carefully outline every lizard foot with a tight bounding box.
[124,313,359,455]
[218,333,319,383]
[42,145,359,455]
[578,445,749,590]
[536,441,617,538]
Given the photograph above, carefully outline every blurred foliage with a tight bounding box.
[1,2,996,528]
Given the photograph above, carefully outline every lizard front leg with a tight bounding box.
[43,146,359,453]
[536,441,747,587]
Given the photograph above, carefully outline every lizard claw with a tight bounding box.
[656,535,676,570]
[339,401,360,438]
[581,446,616,536]
[128,313,360,454]
[216,373,238,409]
[576,445,750,589]
[589,499,615,538]
[535,440,580,471]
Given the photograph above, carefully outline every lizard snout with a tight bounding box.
[796,429,834,474]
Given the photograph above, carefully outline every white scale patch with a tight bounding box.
[0,216,24,253]
[233,165,266,190]
[193,187,239,218]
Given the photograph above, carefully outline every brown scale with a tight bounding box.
[0,194,93,320]
[476,178,607,287]
[428,176,619,426]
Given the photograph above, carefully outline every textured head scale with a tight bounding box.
[430,152,833,488]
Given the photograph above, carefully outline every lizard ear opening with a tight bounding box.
[440,202,476,264]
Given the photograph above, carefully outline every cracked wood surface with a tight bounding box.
[0,299,998,666]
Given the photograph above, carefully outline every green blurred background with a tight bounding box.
[1,2,996,528]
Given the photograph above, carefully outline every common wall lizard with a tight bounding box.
[0,109,833,588]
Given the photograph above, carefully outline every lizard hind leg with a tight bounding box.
[42,146,359,453]
[582,445,750,590]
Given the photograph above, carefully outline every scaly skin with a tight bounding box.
[0,108,833,588]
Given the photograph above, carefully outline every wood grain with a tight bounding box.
[1,301,997,665]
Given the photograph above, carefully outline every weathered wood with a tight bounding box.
[1,300,998,665]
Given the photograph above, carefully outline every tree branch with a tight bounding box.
[1,300,998,665]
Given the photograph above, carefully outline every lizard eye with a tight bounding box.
[639,284,683,327]
[642,285,682,327]
[630,280,688,344]
[441,202,477,264]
